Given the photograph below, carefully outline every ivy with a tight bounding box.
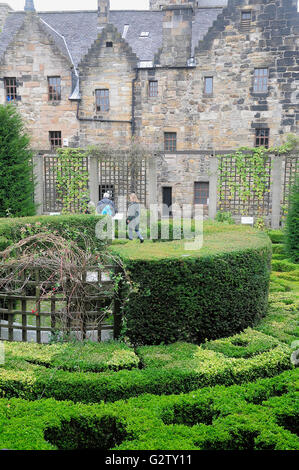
[55,148,89,215]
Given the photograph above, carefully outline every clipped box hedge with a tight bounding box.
[112,226,272,345]
[0,369,298,450]
[0,214,103,250]
[0,335,292,404]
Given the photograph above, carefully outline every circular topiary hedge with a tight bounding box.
[111,224,272,345]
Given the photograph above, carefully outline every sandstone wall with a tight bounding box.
[0,14,79,150]
[78,24,137,147]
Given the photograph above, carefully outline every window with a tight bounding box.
[122,25,130,39]
[253,68,268,93]
[164,132,177,152]
[99,184,114,201]
[49,131,62,149]
[140,32,149,38]
[255,128,269,148]
[194,182,209,205]
[241,11,252,31]
[5,78,17,101]
[204,77,213,95]
[106,42,113,48]
[162,187,172,217]
[96,89,110,112]
[48,77,61,101]
[242,11,252,20]
[149,80,158,97]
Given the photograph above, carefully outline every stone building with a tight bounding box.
[0,0,298,222]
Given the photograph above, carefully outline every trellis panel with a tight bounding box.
[0,265,119,344]
[218,155,272,217]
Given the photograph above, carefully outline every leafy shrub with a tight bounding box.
[0,104,35,217]
[202,329,280,358]
[272,244,285,255]
[215,211,235,224]
[4,341,139,373]
[271,260,298,272]
[0,339,292,404]
[285,176,299,263]
[0,214,104,251]
[267,230,284,244]
[112,231,272,345]
[0,236,10,251]
[0,369,298,450]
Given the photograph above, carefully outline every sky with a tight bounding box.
[6,0,150,11]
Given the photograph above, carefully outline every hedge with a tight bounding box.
[285,176,299,263]
[267,230,284,244]
[4,341,140,373]
[0,215,103,250]
[0,369,298,450]
[112,227,272,345]
[0,336,292,404]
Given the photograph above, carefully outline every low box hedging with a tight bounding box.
[0,369,298,450]
[267,230,284,244]
[112,227,272,345]
[0,215,104,250]
[0,337,292,404]
[4,341,140,373]
[272,259,298,272]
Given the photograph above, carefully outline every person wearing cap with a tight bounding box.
[96,192,116,216]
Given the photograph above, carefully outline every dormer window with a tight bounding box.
[241,11,252,31]
[122,24,130,39]
[140,32,149,38]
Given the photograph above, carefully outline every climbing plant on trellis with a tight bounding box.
[217,148,272,218]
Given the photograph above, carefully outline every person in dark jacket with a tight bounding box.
[126,193,144,243]
[96,192,116,216]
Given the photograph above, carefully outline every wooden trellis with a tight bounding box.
[43,153,147,214]
[282,154,299,215]
[43,154,89,213]
[98,154,147,208]
[218,154,272,217]
[0,265,122,344]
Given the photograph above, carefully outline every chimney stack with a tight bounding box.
[24,0,35,12]
[159,5,193,67]
[98,0,110,26]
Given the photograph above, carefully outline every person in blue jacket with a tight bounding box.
[126,193,144,243]
[96,192,116,216]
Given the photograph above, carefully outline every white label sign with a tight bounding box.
[241,217,254,225]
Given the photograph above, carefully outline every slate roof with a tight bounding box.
[0,8,222,66]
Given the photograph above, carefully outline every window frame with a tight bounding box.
[204,76,213,95]
[48,76,61,102]
[149,80,158,97]
[95,89,110,113]
[49,131,62,150]
[4,77,17,102]
[255,128,270,149]
[241,10,252,31]
[194,182,210,205]
[164,132,177,153]
[253,68,269,94]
